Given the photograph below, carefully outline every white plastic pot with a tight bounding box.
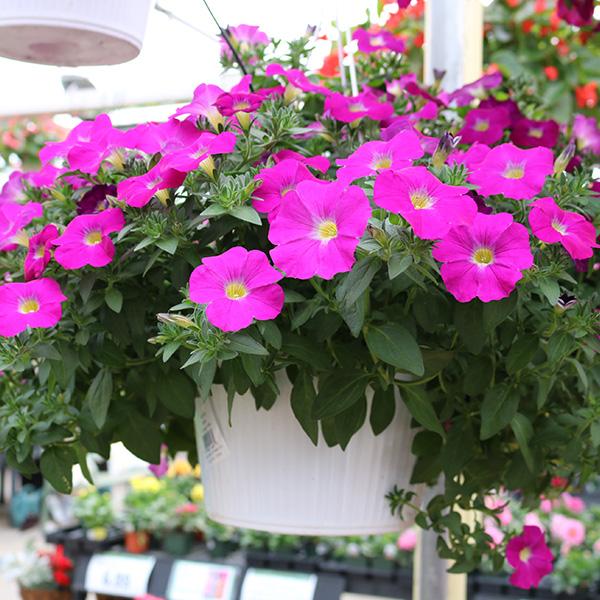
[0,0,153,66]
[195,377,418,536]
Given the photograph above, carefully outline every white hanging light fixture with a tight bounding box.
[0,0,153,66]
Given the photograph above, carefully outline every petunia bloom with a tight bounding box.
[510,118,559,149]
[53,208,125,270]
[374,167,476,240]
[189,246,284,332]
[506,526,553,590]
[77,184,117,215]
[268,180,371,280]
[458,107,510,145]
[353,28,406,54]
[528,197,598,259]
[325,91,394,124]
[265,63,331,97]
[117,163,186,208]
[432,212,534,302]
[0,202,43,251]
[448,73,503,107]
[396,528,417,551]
[0,278,67,337]
[173,83,226,130]
[221,24,270,60]
[556,0,594,26]
[468,143,554,200]
[271,149,330,173]
[551,514,586,554]
[253,159,321,216]
[572,114,600,155]
[336,129,424,184]
[214,92,263,130]
[24,224,59,281]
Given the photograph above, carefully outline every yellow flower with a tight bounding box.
[130,476,162,493]
[193,464,201,478]
[167,458,193,478]
[191,484,204,503]
[78,486,96,498]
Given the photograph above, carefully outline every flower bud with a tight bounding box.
[157,313,195,328]
[553,141,576,175]
[432,133,460,170]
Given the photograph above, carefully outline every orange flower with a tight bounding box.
[319,53,340,78]
[575,82,598,109]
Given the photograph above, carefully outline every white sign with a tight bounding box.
[240,569,317,600]
[85,553,156,598]
[166,560,239,600]
[196,400,230,466]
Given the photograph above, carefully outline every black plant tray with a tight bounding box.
[45,526,124,555]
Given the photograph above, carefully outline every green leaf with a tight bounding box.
[156,371,195,418]
[155,237,179,255]
[40,446,76,494]
[454,302,486,355]
[240,354,265,387]
[365,323,424,376]
[230,205,262,225]
[480,386,519,440]
[338,292,366,337]
[79,273,97,303]
[85,370,113,429]
[546,333,575,363]
[536,376,555,409]
[537,278,560,306]
[511,413,534,472]
[104,288,123,313]
[370,387,396,435]
[334,395,367,450]
[291,371,319,445]
[75,443,94,485]
[401,386,445,438]
[199,204,228,218]
[313,371,369,419]
[482,294,517,332]
[506,336,539,374]
[591,421,600,448]
[387,254,412,280]
[227,333,268,356]
[463,356,493,396]
[336,257,380,307]
[281,332,332,371]
[117,413,161,464]
[259,321,282,349]
[33,343,61,361]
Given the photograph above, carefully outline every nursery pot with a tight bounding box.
[194,376,418,535]
[161,531,194,557]
[124,530,150,554]
[19,588,72,600]
[0,0,152,66]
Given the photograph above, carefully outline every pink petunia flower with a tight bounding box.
[528,197,598,260]
[265,63,331,96]
[24,224,59,281]
[381,102,439,141]
[432,212,534,302]
[484,517,504,547]
[374,167,476,240]
[0,171,27,205]
[556,0,595,26]
[39,116,104,164]
[353,28,406,54]
[0,278,67,337]
[0,202,43,251]
[397,528,417,551]
[540,497,556,513]
[479,97,522,123]
[53,208,125,270]
[448,143,491,171]
[221,24,270,59]
[524,512,545,531]
[117,163,186,208]
[458,107,510,145]
[214,92,263,130]
[336,130,424,184]
[448,73,503,107]
[173,83,226,130]
[551,513,586,554]
[121,119,200,156]
[271,149,330,173]
[506,526,553,590]
[572,114,600,155]
[253,159,321,217]
[189,246,284,332]
[324,91,394,124]
[484,495,513,526]
[467,143,554,200]
[510,118,559,149]
[268,180,371,280]
[561,493,586,514]
[77,184,117,215]
[386,74,417,98]
[161,131,237,174]
[27,164,67,189]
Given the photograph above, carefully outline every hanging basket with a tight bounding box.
[19,588,72,600]
[195,376,418,536]
[0,0,152,66]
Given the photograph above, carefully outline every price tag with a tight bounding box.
[166,560,239,600]
[84,552,156,597]
[240,568,318,600]
[196,400,230,466]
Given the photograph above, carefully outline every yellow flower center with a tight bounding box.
[317,219,338,240]
[473,247,494,266]
[503,162,525,179]
[225,281,248,300]
[551,219,567,236]
[192,146,208,159]
[19,298,40,314]
[84,230,103,246]
[519,547,531,562]
[371,154,392,170]
[371,35,386,46]
[349,102,367,113]
[147,177,162,189]
[410,190,434,210]
[529,128,543,139]
[234,101,250,112]
[281,184,296,196]
[474,119,490,132]
[34,245,46,259]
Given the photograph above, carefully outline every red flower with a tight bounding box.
[551,476,569,488]
[575,82,598,108]
[506,0,520,7]
[557,39,570,56]
[521,19,535,34]
[54,570,71,587]
[318,53,340,78]
[544,66,559,80]
[413,31,424,48]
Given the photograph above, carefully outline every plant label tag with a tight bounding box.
[84,552,156,597]
[196,400,230,466]
[166,560,240,600]
[240,568,318,600]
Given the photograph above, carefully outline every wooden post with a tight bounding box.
[424,0,484,91]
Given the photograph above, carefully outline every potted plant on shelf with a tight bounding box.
[0,11,598,591]
[2,544,73,600]
[72,487,116,544]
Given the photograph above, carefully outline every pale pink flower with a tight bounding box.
[550,513,586,553]
[484,517,504,547]
[524,512,545,531]
[561,493,585,514]
[397,528,417,551]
